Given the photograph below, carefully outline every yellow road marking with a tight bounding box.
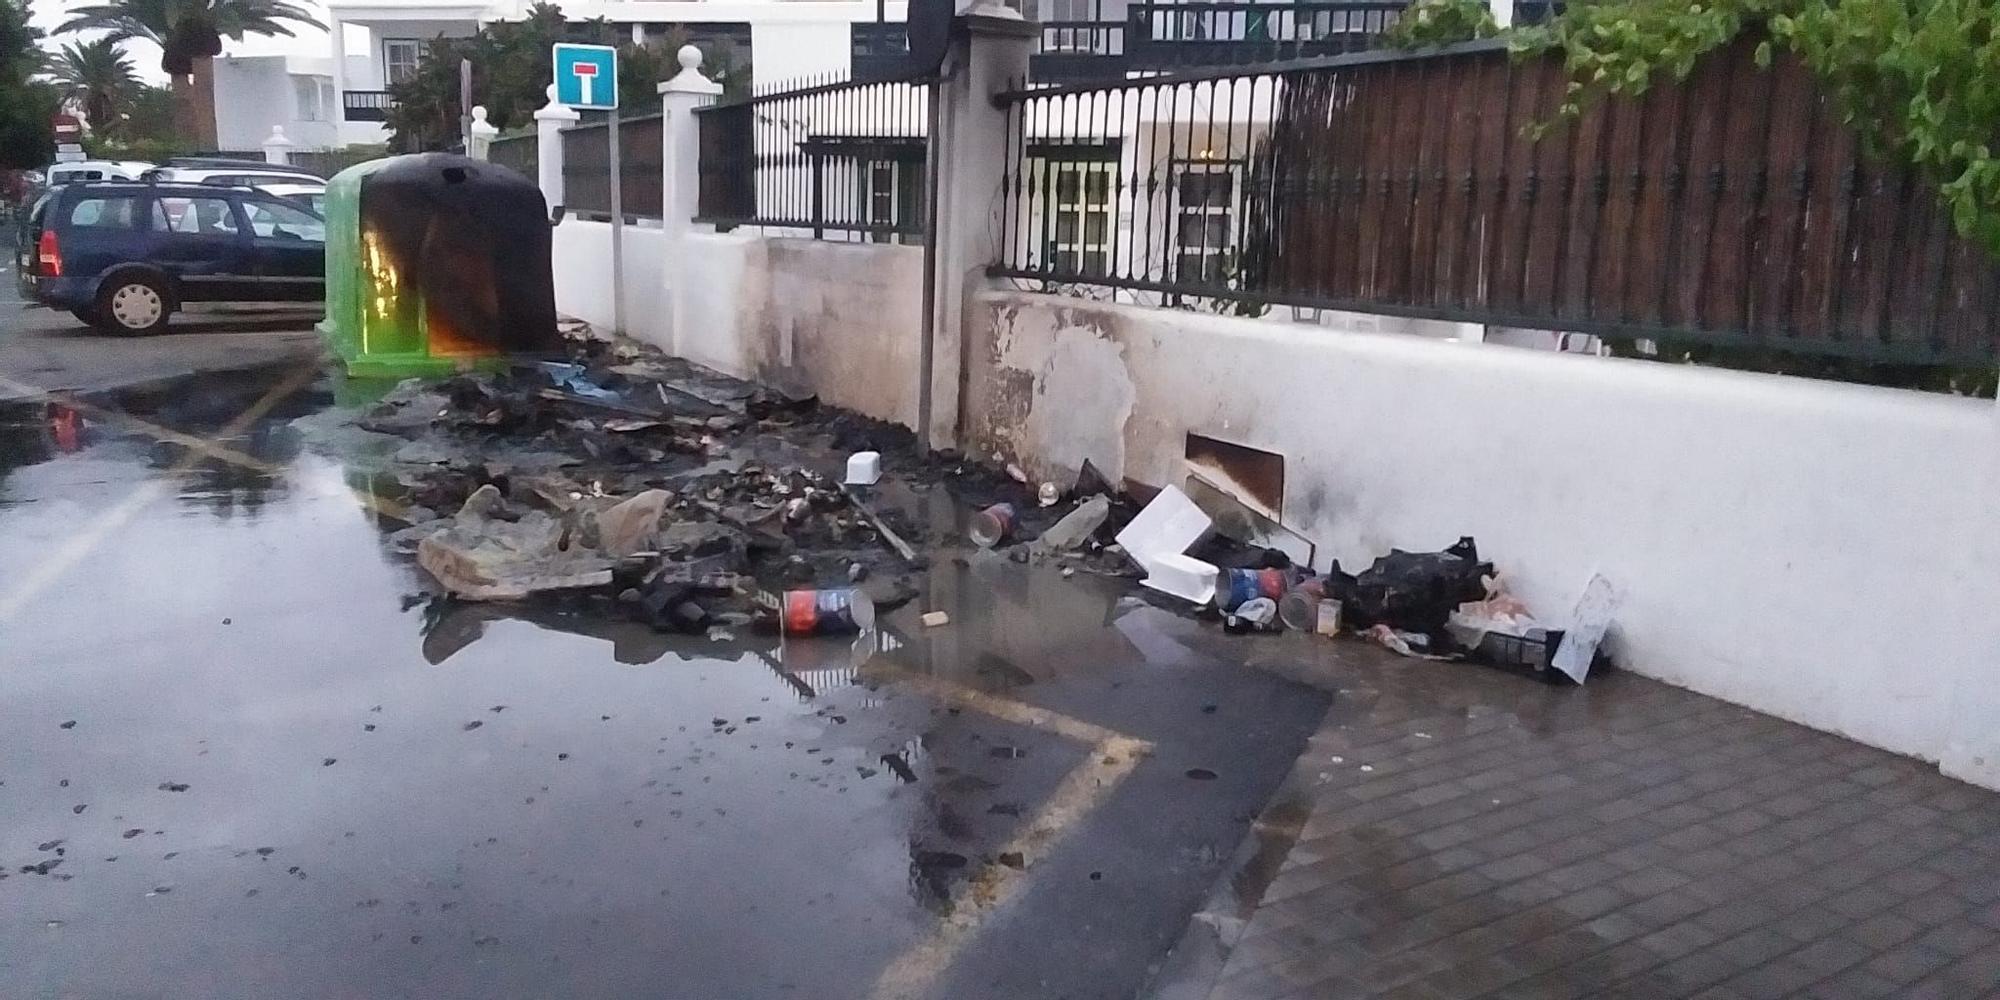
[0,365,319,621]
[863,666,1154,1000]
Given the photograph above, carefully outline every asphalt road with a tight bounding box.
[0,365,1332,1000]
[0,227,324,402]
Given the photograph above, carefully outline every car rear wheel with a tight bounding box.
[94,275,171,336]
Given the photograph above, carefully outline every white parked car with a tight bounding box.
[257,181,327,217]
[46,159,154,185]
[141,158,325,192]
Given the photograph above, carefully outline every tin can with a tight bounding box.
[1315,599,1343,636]
[780,588,877,635]
[1216,567,1296,612]
[968,503,1017,548]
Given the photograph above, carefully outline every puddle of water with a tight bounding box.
[0,368,1331,1000]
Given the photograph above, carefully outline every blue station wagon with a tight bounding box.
[17,181,325,335]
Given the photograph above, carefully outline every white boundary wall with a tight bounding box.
[962,289,2000,787]
[539,39,2000,791]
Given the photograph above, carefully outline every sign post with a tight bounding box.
[552,43,623,335]
[51,113,84,163]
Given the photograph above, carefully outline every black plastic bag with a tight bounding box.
[1335,536,1491,635]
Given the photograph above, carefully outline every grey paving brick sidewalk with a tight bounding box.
[1201,647,2000,1000]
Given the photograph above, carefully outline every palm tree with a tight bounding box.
[57,0,322,149]
[43,38,136,136]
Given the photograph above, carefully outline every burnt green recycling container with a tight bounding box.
[319,152,561,377]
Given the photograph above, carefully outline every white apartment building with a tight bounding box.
[319,0,912,148]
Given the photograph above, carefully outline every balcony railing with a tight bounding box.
[343,90,395,123]
[850,21,911,81]
[1030,1,1430,83]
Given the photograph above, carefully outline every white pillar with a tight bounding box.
[1490,0,1516,28]
[467,105,498,161]
[660,45,724,356]
[262,125,294,164]
[925,7,1035,448]
[330,15,348,140]
[533,84,580,211]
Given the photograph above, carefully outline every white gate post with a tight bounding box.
[659,45,723,355]
[923,7,1036,449]
[534,84,580,212]
[262,126,294,165]
[467,106,499,161]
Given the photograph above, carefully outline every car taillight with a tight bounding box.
[36,230,60,277]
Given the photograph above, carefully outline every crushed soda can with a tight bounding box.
[969,503,1017,548]
[780,588,877,635]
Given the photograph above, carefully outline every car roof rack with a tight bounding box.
[160,157,322,176]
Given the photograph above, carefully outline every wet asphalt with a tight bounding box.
[0,367,1331,1000]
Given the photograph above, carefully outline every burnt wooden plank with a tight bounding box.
[1750,57,1815,340]
[1489,56,1543,313]
[1558,82,1612,322]
[1432,55,1481,309]
[1702,47,1772,333]
[1405,55,1454,307]
[1623,77,1682,322]
[1791,89,1854,344]
[1588,81,1645,325]
[1665,42,1730,328]
[1520,55,1572,314]
[1460,55,1513,309]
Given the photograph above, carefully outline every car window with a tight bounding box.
[244,199,325,242]
[150,196,239,235]
[67,195,140,229]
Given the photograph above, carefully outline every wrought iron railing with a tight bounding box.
[1032,1,1407,83]
[695,75,930,240]
[342,90,394,122]
[991,38,2000,367]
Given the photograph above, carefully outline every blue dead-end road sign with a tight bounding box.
[553,43,619,111]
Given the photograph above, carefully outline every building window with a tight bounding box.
[1173,162,1236,285]
[383,39,424,86]
[1044,161,1113,276]
[1044,0,1111,52]
[293,76,326,121]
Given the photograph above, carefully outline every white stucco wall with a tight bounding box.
[670,231,925,427]
[963,289,2000,786]
[551,219,672,346]
[750,22,855,88]
[214,56,340,151]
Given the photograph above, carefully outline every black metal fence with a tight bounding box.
[991,39,2000,367]
[562,113,664,219]
[487,131,537,183]
[695,75,930,240]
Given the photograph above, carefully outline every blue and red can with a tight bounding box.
[781,588,878,635]
[1215,567,1297,613]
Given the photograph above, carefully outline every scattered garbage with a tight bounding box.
[1278,579,1326,631]
[1117,486,1219,603]
[1217,566,1299,613]
[1036,482,1060,507]
[594,489,672,557]
[1551,574,1619,683]
[1223,597,1279,634]
[777,588,876,635]
[921,610,952,628]
[1362,623,1452,660]
[968,503,1017,548]
[1314,599,1343,637]
[844,451,882,486]
[1032,495,1110,554]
